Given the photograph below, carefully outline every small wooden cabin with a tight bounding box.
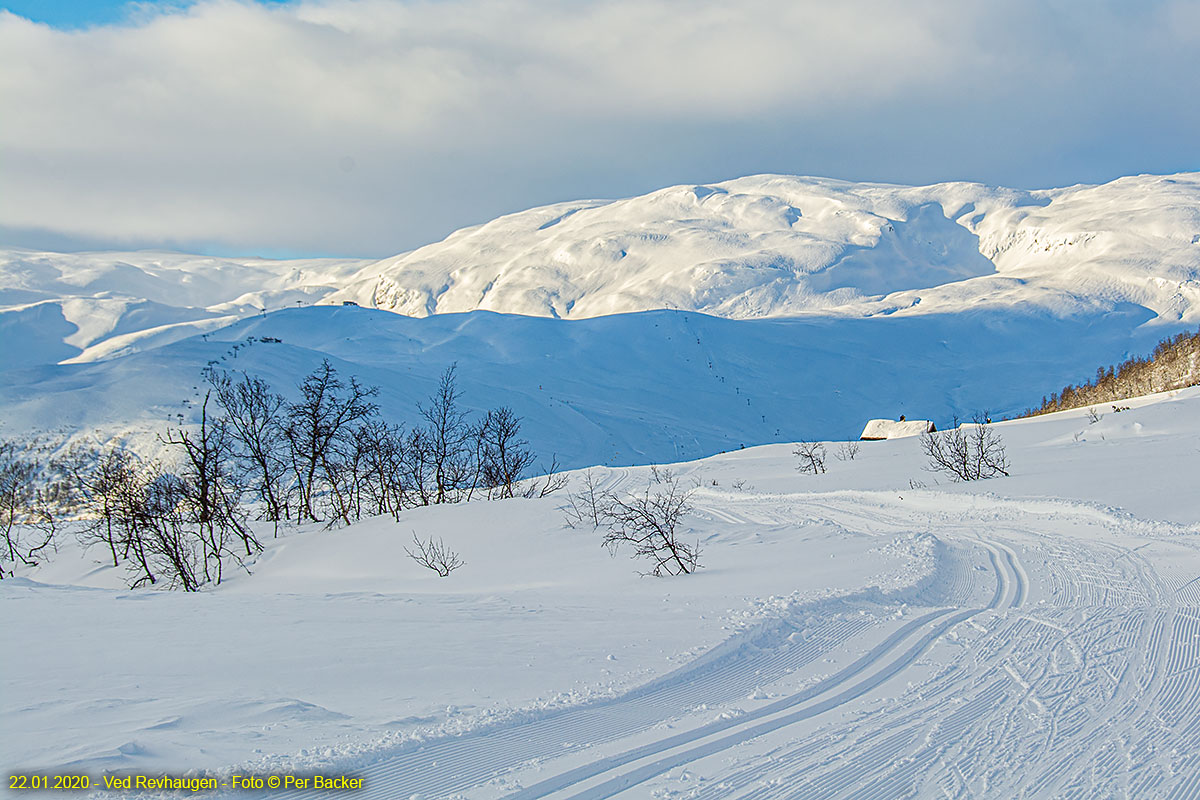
[860,416,936,441]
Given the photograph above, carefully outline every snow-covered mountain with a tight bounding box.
[328,172,1200,322]
[4,172,1199,371]
[2,172,1198,467]
[0,250,371,368]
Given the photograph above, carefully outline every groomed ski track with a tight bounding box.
[262,490,1200,799]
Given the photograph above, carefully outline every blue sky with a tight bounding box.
[1,0,1197,258]
[0,0,288,28]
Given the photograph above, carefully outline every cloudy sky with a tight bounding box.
[1,0,1198,257]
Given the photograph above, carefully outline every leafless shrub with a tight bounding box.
[920,413,1010,482]
[793,441,827,475]
[649,465,673,484]
[562,469,613,529]
[406,533,465,577]
[731,479,748,491]
[520,455,569,499]
[600,474,699,576]
[834,441,861,461]
[1087,406,1102,424]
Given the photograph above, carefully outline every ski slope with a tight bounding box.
[4,387,1200,798]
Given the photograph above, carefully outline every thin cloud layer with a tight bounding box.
[1,0,1197,255]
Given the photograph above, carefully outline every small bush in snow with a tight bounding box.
[834,441,861,461]
[793,441,827,475]
[562,469,614,530]
[406,533,465,577]
[920,414,1010,482]
[599,473,700,577]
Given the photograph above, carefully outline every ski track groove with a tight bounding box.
[243,492,1200,799]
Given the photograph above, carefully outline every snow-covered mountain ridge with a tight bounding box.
[2,172,1198,372]
[0,250,371,368]
[328,172,1200,322]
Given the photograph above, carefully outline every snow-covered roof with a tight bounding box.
[860,419,935,440]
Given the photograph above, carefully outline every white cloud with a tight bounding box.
[1,0,1197,255]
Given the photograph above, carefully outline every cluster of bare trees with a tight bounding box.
[0,361,556,589]
[0,440,66,579]
[60,435,256,591]
[205,362,559,529]
[1025,327,1199,416]
[0,429,257,590]
[565,467,701,576]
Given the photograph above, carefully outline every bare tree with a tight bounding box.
[57,444,124,567]
[418,365,476,504]
[109,456,167,588]
[405,533,465,577]
[920,413,1010,482]
[357,419,410,520]
[401,427,436,507]
[600,473,700,576]
[163,392,259,578]
[207,369,289,526]
[283,360,379,521]
[794,441,827,475]
[474,406,536,499]
[134,472,201,591]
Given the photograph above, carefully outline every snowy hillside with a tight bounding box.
[2,172,1198,468]
[5,386,1200,798]
[329,172,1200,322]
[0,249,371,369]
[0,303,1181,469]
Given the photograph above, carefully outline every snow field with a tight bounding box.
[4,388,1200,798]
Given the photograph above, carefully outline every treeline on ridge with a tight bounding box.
[0,362,561,589]
[1022,327,1199,417]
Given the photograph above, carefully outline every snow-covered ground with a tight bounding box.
[5,386,1199,798]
